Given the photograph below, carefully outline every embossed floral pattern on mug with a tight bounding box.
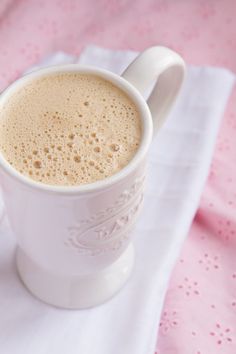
[65,176,145,256]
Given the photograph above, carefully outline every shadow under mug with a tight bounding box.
[0,46,185,308]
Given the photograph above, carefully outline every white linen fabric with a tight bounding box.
[0,46,234,354]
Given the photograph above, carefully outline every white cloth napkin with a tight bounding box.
[0,46,234,354]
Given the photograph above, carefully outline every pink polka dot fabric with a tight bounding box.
[0,1,235,353]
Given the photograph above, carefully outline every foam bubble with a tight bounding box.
[94,146,101,153]
[33,161,42,169]
[110,144,120,152]
[74,155,81,163]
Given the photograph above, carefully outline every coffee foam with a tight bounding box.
[0,73,141,186]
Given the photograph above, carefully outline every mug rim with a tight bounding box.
[0,64,153,195]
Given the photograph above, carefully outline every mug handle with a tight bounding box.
[121,46,186,134]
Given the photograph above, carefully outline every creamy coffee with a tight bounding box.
[0,73,141,186]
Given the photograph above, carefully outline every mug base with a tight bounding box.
[16,244,134,309]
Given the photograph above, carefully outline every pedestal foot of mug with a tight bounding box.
[16,244,134,309]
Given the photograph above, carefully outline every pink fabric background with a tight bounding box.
[0,1,235,353]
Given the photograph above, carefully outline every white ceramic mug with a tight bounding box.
[0,47,185,309]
